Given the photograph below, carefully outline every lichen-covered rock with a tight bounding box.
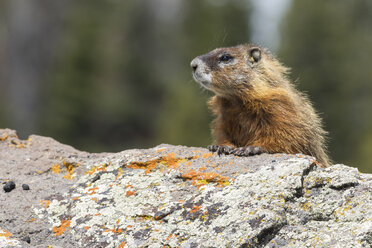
[0,129,371,247]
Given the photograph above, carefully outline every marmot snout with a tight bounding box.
[191,44,330,166]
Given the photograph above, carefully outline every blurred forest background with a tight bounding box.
[0,0,371,172]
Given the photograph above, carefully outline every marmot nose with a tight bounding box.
[190,58,199,72]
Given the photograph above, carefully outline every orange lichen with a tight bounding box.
[190,205,201,213]
[127,160,158,174]
[119,241,127,248]
[51,164,61,174]
[49,161,80,180]
[40,200,50,209]
[162,153,179,169]
[85,163,108,176]
[84,226,90,230]
[0,135,9,141]
[87,187,99,195]
[0,229,12,238]
[125,183,133,188]
[202,153,213,158]
[94,213,101,216]
[166,234,178,241]
[126,190,136,197]
[62,173,73,180]
[91,197,98,202]
[26,218,36,223]
[63,161,79,173]
[103,228,123,234]
[53,219,71,236]
[8,138,29,148]
[311,160,324,168]
[156,148,166,153]
[116,219,121,225]
[72,196,80,201]
[181,169,229,187]
[16,143,25,148]
[127,153,183,174]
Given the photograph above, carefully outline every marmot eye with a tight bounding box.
[219,54,234,63]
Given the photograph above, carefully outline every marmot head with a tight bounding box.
[191,44,288,97]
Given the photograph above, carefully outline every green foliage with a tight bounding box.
[183,0,251,52]
[155,82,212,147]
[279,0,372,172]
[3,0,370,173]
[155,0,251,147]
[42,0,112,151]
[0,1,8,127]
[40,0,251,152]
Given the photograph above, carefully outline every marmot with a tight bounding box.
[190,44,330,166]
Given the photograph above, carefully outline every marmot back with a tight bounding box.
[190,44,330,166]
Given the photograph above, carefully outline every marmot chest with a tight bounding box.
[220,100,277,147]
[221,106,254,146]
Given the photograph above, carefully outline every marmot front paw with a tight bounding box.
[207,145,234,155]
[208,145,265,157]
[231,146,264,156]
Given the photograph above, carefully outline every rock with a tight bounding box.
[0,128,371,247]
[22,184,30,190]
[3,181,16,193]
[22,236,31,244]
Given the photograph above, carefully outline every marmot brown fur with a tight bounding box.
[190,44,330,166]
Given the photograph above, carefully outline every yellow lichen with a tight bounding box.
[115,167,123,181]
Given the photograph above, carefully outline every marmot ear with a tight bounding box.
[248,47,261,63]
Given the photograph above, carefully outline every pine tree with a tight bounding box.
[279,0,372,172]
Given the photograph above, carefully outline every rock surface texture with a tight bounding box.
[0,128,371,247]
